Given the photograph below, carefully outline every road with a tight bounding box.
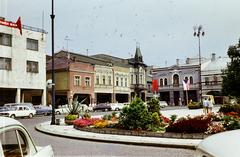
[18,112,195,157]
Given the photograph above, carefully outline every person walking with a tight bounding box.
[203,98,209,114]
[208,98,213,113]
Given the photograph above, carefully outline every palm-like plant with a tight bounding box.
[66,96,86,115]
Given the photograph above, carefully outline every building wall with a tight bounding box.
[69,62,94,96]
[94,65,113,93]
[114,66,130,93]
[0,23,46,105]
[0,25,46,90]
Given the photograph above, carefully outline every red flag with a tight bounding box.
[0,17,22,35]
[152,79,159,92]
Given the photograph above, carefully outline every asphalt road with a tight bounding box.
[18,112,195,157]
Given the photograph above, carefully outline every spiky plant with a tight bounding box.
[66,96,86,115]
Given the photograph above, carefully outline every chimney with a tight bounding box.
[186,58,190,64]
[176,59,179,65]
[211,53,216,61]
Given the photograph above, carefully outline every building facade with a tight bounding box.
[0,17,47,106]
[152,53,229,105]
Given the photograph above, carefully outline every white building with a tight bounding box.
[0,17,47,106]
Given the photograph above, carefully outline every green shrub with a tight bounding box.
[118,97,151,130]
[147,98,160,115]
[187,101,202,109]
[65,114,78,120]
[222,115,240,130]
[219,104,240,114]
[169,114,177,124]
[82,112,91,119]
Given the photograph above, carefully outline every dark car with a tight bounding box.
[34,105,52,115]
[93,103,111,112]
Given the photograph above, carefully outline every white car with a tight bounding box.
[159,101,168,108]
[55,104,93,115]
[110,103,126,111]
[0,117,54,157]
[195,129,240,157]
[0,105,36,118]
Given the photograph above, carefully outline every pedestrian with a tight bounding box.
[203,98,209,114]
[179,98,182,106]
[208,98,213,113]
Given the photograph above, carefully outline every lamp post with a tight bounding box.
[50,0,56,125]
[193,25,205,103]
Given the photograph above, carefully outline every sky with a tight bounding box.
[1,0,240,66]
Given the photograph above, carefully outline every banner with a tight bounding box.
[152,79,159,92]
[0,17,22,35]
[182,79,190,91]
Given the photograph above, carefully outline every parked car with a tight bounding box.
[55,105,68,115]
[34,105,52,115]
[110,103,126,111]
[0,105,36,118]
[195,129,240,157]
[93,103,112,112]
[159,101,168,108]
[80,104,93,112]
[4,102,33,109]
[0,116,54,157]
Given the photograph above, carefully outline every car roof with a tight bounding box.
[197,129,240,157]
[0,117,23,128]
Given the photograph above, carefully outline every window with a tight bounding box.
[1,129,28,156]
[213,75,218,84]
[0,57,11,70]
[74,76,81,86]
[26,61,38,73]
[108,76,111,85]
[131,74,133,84]
[173,74,179,86]
[0,33,12,46]
[102,75,106,85]
[96,76,99,85]
[85,77,90,87]
[205,77,209,85]
[135,74,138,84]
[159,78,163,87]
[116,77,119,86]
[125,78,127,87]
[164,78,168,86]
[140,75,143,84]
[26,38,38,51]
[121,77,123,86]
[190,76,193,84]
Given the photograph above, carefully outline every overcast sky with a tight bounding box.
[1,0,240,66]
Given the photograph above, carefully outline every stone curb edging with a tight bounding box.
[75,126,209,139]
[35,122,201,150]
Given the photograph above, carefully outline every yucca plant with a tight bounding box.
[66,96,86,115]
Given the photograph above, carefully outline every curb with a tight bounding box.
[35,121,201,150]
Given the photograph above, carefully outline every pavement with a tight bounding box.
[35,107,220,150]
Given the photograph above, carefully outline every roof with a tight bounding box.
[55,51,112,66]
[91,54,130,67]
[46,57,72,71]
[201,57,230,74]
[0,117,23,129]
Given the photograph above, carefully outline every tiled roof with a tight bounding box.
[46,57,72,71]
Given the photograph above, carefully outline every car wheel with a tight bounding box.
[10,114,16,119]
[56,111,61,115]
[29,113,33,118]
[115,108,119,111]
[104,108,108,112]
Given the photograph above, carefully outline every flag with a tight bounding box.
[0,17,22,35]
[182,79,190,91]
[152,79,158,92]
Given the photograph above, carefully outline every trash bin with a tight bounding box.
[56,118,60,125]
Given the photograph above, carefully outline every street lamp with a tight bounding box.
[50,0,56,125]
[193,25,205,103]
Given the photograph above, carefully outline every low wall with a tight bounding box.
[74,126,209,139]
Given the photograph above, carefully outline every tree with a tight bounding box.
[222,39,240,97]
